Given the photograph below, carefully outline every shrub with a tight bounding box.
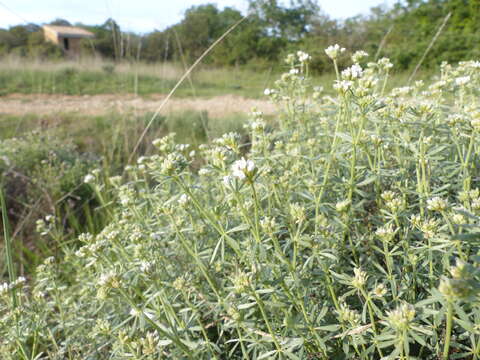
[0,133,98,267]
[1,50,480,359]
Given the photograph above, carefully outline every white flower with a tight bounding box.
[427,197,448,212]
[336,199,351,212]
[471,117,480,130]
[289,68,299,75]
[342,64,363,79]
[84,174,95,184]
[285,53,295,65]
[333,80,353,93]
[376,224,395,240]
[130,308,141,317]
[140,261,153,273]
[137,156,148,164]
[392,86,412,96]
[297,51,311,62]
[351,50,368,63]
[251,120,265,131]
[231,157,256,179]
[199,168,211,176]
[352,267,368,288]
[455,76,470,86]
[178,194,189,205]
[470,61,480,68]
[251,110,263,118]
[378,57,393,70]
[264,88,275,96]
[351,64,363,78]
[0,282,8,295]
[325,44,346,60]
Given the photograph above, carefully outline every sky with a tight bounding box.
[0,0,395,33]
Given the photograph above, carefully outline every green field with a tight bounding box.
[0,57,284,98]
[0,57,432,98]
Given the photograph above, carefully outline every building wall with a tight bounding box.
[43,27,91,58]
[69,38,82,57]
[43,27,59,45]
[57,37,82,57]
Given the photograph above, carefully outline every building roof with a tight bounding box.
[43,25,95,39]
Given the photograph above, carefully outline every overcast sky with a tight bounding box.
[0,0,395,33]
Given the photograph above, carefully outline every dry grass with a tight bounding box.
[0,55,184,80]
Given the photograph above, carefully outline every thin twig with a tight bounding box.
[375,25,394,61]
[173,28,211,141]
[408,12,451,85]
[127,15,248,164]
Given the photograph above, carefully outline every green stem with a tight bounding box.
[251,289,283,353]
[360,288,384,358]
[443,301,453,360]
[0,186,17,305]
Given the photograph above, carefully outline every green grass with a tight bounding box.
[0,58,433,98]
[0,60,279,98]
[0,110,248,149]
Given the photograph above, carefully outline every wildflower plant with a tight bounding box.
[2,47,480,359]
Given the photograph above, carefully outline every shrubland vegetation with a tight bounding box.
[1,0,480,359]
[1,46,480,358]
[0,109,248,273]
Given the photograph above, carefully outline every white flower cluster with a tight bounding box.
[178,193,189,206]
[84,174,96,184]
[98,271,120,289]
[351,268,368,288]
[231,157,256,180]
[351,50,368,63]
[427,197,448,212]
[386,303,416,331]
[223,157,256,188]
[297,50,311,63]
[378,57,394,70]
[0,276,26,296]
[333,80,353,93]
[325,44,346,60]
[264,88,276,96]
[455,76,471,86]
[341,64,363,79]
[284,51,311,65]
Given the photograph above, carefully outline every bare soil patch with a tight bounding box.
[0,94,276,118]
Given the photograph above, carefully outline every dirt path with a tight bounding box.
[0,94,276,118]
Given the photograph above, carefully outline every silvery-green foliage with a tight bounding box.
[2,51,480,359]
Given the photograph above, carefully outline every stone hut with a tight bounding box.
[43,25,94,57]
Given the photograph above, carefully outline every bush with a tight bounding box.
[0,133,98,267]
[2,51,480,359]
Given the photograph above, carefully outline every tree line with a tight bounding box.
[1,0,479,72]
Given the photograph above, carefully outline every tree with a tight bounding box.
[248,0,319,39]
[49,18,72,26]
[86,19,122,59]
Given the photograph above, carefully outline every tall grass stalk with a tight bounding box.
[1,186,17,304]
[128,15,248,163]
